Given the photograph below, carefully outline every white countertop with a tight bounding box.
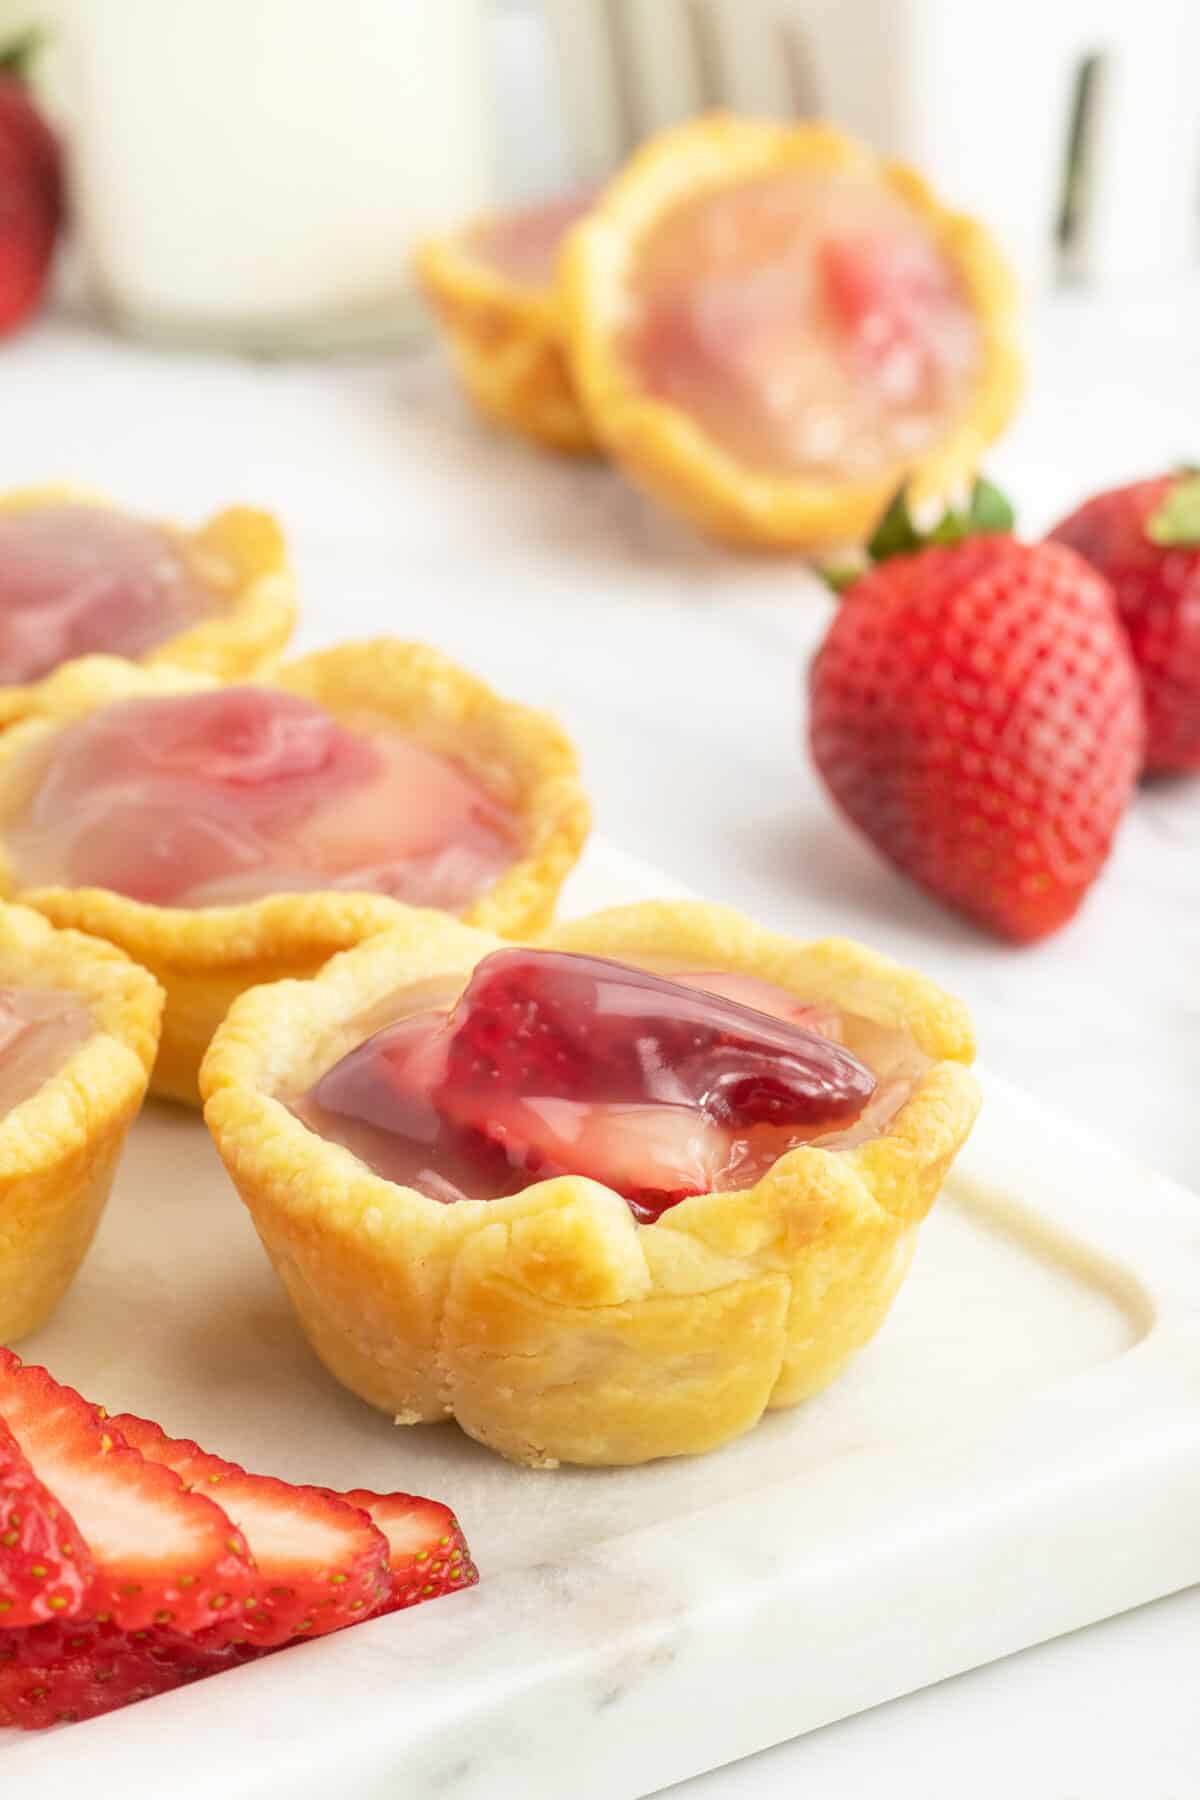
[2,283,1198,1796]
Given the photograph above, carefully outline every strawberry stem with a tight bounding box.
[821,556,868,594]
[820,476,1015,593]
[1147,473,1200,548]
[0,29,43,82]
[868,478,1015,563]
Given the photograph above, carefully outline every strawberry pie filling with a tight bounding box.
[0,687,521,910]
[623,168,979,481]
[0,505,220,687]
[0,987,90,1115]
[469,193,592,288]
[294,949,928,1221]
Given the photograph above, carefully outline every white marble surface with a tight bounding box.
[1,282,1198,1794]
[3,852,1199,1800]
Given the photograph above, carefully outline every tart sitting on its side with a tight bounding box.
[0,644,589,1104]
[416,195,598,456]
[0,486,297,728]
[562,114,1022,550]
[0,901,163,1342]
[200,900,980,1468]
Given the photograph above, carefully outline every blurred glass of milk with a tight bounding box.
[58,0,492,350]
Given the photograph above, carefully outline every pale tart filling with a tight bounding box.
[0,986,91,1114]
[468,193,593,289]
[0,505,221,687]
[621,166,979,481]
[291,952,930,1219]
[0,686,522,912]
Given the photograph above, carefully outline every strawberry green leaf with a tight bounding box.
[867,478,1015,565]
[0,29,42,82]
[1147,474,1200,548]
[866,487,924,561]
[967,477,1016,535]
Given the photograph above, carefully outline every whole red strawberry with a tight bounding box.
[0,63,62,336]
[1048,473,1200,773]
[810,487,1144,943]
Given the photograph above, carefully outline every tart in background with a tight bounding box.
[0,901,162,1342]
[0,644,589,1103]
[562,115,1022,550]
[0,486,297,729]
[201,900,979,1468]
[416,195,598,455]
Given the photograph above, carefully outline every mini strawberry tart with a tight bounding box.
[0,644,588,1102]
[563,115,1021,548]
[201,900,979,1467]
[0,902,162,1342]
[417,193,597,454]
[0,488,297,727]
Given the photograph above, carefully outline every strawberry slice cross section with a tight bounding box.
[0,1352,254,1633]
[0,1413,94,1627]
[110,1414,393,1647]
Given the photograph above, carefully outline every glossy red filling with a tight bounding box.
[2,687,520,910]
[0,505,218,686]
[297,950,878,1221]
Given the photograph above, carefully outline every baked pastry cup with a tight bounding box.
[416,197,598,456]
[200,900,980,1468]
[562,115,1022,550]
[0,900,163,1342]
[0,645,589,1105]
[0,486,297,728]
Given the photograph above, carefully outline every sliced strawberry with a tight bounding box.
[440,950,872,1129]
[0,1352,254,1633]
[0,1485,480,1728]
[437,951,875,1215]
[319,997,733,1208]
[0,1621,255,1729]
[109,1414,392,1647]
[468,1097,730,1219]
[0,1414,94,1627]
[0,1487,480,1729]
[306,950,875,1217]
[0,1488,478,1670]
[342,1490,478,1610]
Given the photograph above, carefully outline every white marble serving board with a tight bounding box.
[3,840,1199,1800]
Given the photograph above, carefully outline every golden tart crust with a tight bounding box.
[561,115,1023,550]
[0,900,163,1341]
[0,486,297,728]
[200,900,980,1468]
[0,645,590,1104]
[416,223,597,456]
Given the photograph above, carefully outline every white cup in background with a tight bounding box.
[58,0,493,351]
